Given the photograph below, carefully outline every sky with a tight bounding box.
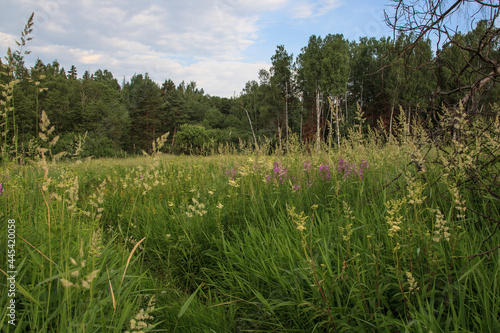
[0,0,396,97]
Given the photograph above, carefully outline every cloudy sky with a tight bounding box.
[1,0,394,97]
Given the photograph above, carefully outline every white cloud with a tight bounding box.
[2,0,285,96]
[291,0,343,19]
[0,32,16,49]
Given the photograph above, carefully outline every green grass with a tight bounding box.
[1,139,499,332]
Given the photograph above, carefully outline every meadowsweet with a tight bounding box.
[216,202,224,209]
[228,179,239,187]
[432,209,450,242]
[186,197,207,217]
[406,271,419,294]
[287,204,308,233]
[385,198,406,238]
[405,171,427,205]
[125,295,156,333]
[450,186,467,218]
[340,223,353,242]
[343,201,356,221]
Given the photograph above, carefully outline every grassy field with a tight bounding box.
[1,133,499,332]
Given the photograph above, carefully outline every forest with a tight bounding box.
[1,9,498,160]
[1,2,500,332]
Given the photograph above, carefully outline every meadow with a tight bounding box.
[1,112,500,332]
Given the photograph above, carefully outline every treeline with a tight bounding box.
[1,18,498,159]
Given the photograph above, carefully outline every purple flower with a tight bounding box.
[337,159,369,179]
[0,184,3,195]
[265,162,289,186]
[319,164,331,182]
[225,168,237,180]
[304,161,311,171]
[338,159,348,171]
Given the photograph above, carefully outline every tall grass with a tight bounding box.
[1,108,500,332]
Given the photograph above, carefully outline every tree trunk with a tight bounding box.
[345,91,348,125]
[285,81,289,152]
[336,97,340,146]
[316,86,321,150]
[389,104,395,143]
[244,108,258,149]
[300,102,303,143]
[407,106,411,139]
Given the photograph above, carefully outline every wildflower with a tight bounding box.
[186,197,208,217]
[224,168,237,180]
[358,160,369,179]
[303,161,311,171]
[319,164,331,182]
[338,159,348,171]
[228,179,239,187]
[406,271,419,293]
[287,204,308,233]
[216,202,224,209]
[343,201,356,221]
[432,209,450,242]
[168,201,174,207]
[340,223,353,242]
[319,164,329,172]
[451,186,467,218]
[0,184,3,195]
[338,159,368,179]
[385,198,406,237]
[272,162,288,184]
[406,171,427,205]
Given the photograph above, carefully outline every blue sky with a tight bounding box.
[1,0,395,97]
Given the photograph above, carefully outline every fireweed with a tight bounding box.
[265,161,289,186]
[337,159,369,179]
[3,106,499,332]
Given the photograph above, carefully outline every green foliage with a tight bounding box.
[174,124,210,154]
[2,117,499,331]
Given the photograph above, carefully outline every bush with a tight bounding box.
[174,124,209,154]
